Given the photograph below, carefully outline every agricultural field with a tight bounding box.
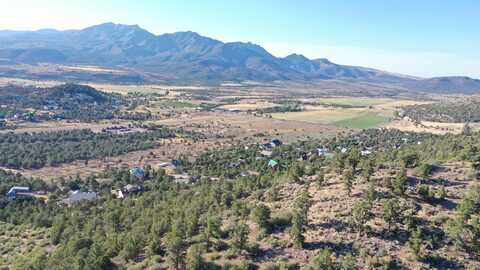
[270,97,432,129]
[315,97,396,107]
[271,100,390,129]
[272,108,392,129]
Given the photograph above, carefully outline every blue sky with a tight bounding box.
[0,0,478,78]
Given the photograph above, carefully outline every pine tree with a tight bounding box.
[230,221,249,254]
[316,168,325,188]
[351,199,372,234]
[290,209,306,249]
[251,204,271,235]
[382,198,402,233]
[294,188,312,226]
[186,244,205,270]
[342,169,354,195]
[408,227,424,260]
[393,168,408,196]
[165,222,186,270]
[86,241,110,269]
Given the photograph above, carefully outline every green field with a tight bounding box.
[156,100,196,108]
[272,107,392,129]
[332,112,391,129]
[317,97,395,107]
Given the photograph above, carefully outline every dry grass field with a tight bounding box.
[219,100,279,111]
[386,117,480,134]
[0,120,128,134]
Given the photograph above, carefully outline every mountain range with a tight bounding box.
[0,22,479,93]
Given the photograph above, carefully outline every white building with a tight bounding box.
[63,190,97,205]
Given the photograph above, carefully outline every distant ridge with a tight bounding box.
[0,22,479,93]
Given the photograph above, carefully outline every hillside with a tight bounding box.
[2,129,480,269]
[0,23,479,93]
[0,83,127,121]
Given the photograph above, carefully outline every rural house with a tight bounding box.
[270,139,283,147]
[113,184,143,199]
[62,190,97,205]
[6,186,32,200]
[268,159,279,169]
[130,167,146,179]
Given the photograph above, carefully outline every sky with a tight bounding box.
[0,0,479,78]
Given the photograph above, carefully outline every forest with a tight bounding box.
[0,126,191,169]
[402,98,480,123]
[1,128,480,269]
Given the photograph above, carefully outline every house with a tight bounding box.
[361,150,372,156]
[171,159,183,167]
[171,174,191,184]
[7,186,32,200]
[261,143,273,150]
[317,148,329,156]
[62,190,97,205]
[124,184,143,194]
[268,159,279,168]
[298,152,308,161]
[113,184,143,199]
[130,167,145,179]
[228,162,241,168]
[341,147,348,154]
[270,139,283,147]
[159,162,171,167]
[260,150,273,157]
